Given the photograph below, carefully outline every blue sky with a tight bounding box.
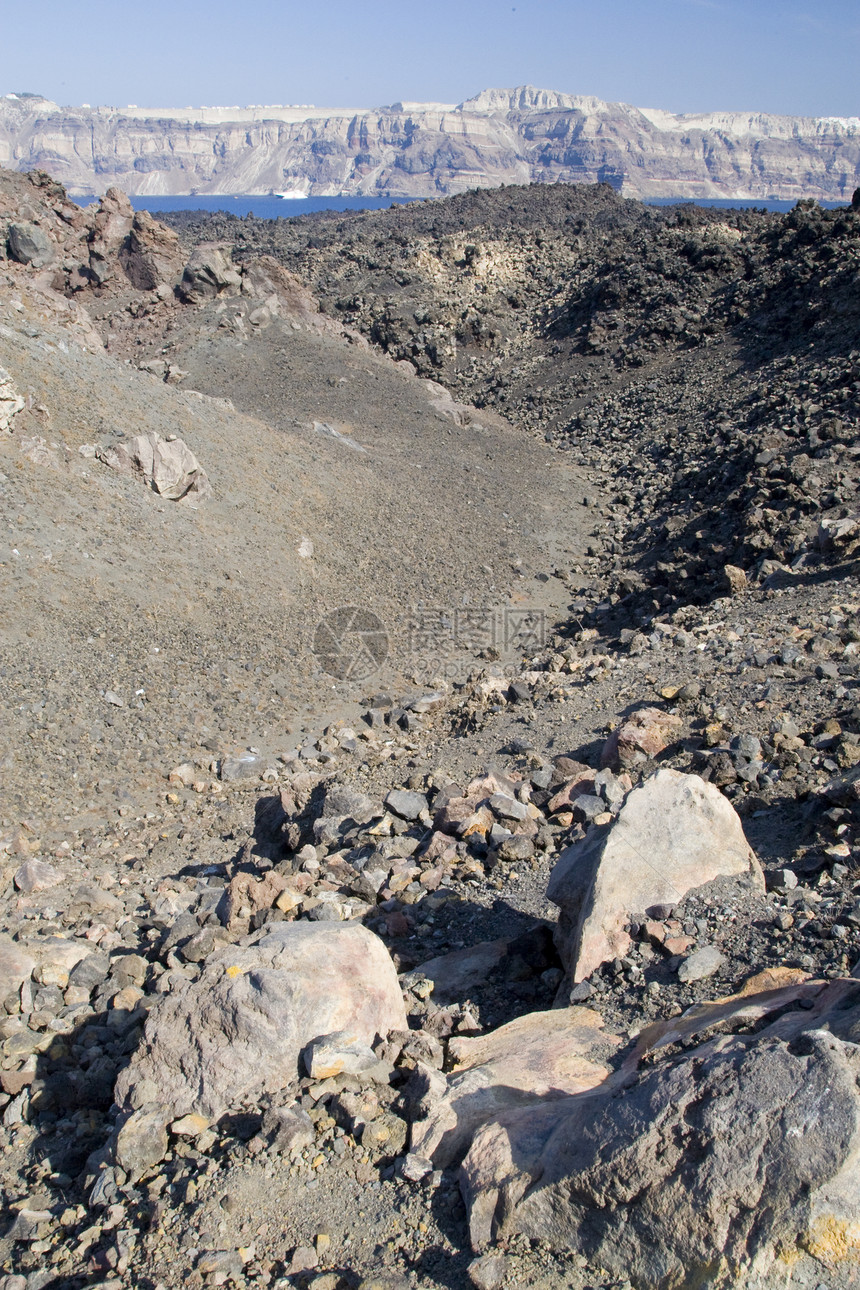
[1,0,857,117]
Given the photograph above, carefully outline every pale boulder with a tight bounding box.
[0,935,35,1004]
[13,859,65,893]
[547,768,763,982]
[113,921,407,1123]
[0,366,24,432]
[97,431,211,503]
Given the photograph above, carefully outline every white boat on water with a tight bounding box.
[275,188,309,199]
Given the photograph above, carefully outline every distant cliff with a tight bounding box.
[1,84,858,201]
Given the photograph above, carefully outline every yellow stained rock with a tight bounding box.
[802,1216,860,1264]
[170,1113,210,1137]
[274,888,302,913]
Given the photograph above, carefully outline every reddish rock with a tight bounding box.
[434,795,482,835]
[643,920,667,945]
[600,707,683,769]
[663,935,694,956]
[1,1067,34,1096]
[385,911,410,937]
[422,829,459,863]
[222,870,290,932]
[548,770,597,813]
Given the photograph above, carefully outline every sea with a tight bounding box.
[72,193,848,220]
[73,194,418,220]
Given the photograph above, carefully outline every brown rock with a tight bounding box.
[723,563,748,595]
[663,935,694,955]
[410,1007,620,1167]
[119,209,182,290]
[600,707,682,769]
[222,869,290,932]
[548,769,597,813]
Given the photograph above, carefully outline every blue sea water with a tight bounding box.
[71,192,849,220]
[73,194,420,219]
[644,196,845,212]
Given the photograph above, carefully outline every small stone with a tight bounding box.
[468,1253,510,1290]
[1,1067,34,1097]
[69,952,110,989]
[663,935,694,956]
[497,833,534,862]
[114,1107,170,1180]
[677,945,726,983]
[304,1030,380,1080]
[489,793,528,822]
[356,1275,410,1290]
[723,564,747,595]
[13,859,64,893]
[569,981,593,1002]
[4,1207,53,1242]
[179,928,216,964]
[289,1246,318,1274]
[168,763,198,787]
[572,793,605,823]
[361,1112,408,1158]
[384,789,428,820]
[600,708,682,769]
[400,1153,433,1181]
[197,1251,243,1279]
[262,1105,314,1155]
[33,961,69,989]
[170,1113,210,1137]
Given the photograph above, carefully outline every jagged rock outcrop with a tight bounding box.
[1,85,858,201]
[0,165,181,295]
[461,981,860,1289]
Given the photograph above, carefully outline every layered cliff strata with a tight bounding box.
[0,84,858,201]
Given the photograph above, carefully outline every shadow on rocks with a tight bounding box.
[0,1001,152,1284]
[411,1174,476,1290]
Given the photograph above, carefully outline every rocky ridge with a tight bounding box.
[1,85,859,201]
